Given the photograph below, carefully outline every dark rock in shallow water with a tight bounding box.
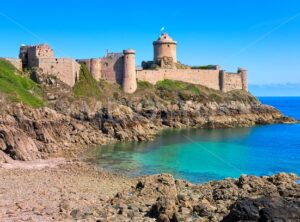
[222,197,300,222]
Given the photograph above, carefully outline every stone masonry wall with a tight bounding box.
[137,69,245,92]
[37,58,80,86]
[154,43,177,63]
[27,45,54,67]
[137,69,221,90]
[223,73,243,92]
[101,55,124,85]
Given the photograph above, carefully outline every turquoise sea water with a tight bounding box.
[84,97,300,183]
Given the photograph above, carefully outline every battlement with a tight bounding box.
[28,44,54,58]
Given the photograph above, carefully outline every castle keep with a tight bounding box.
[2,33,247,93]
[18,44,80,86]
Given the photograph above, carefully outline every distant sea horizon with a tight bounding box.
[249,83,300,97]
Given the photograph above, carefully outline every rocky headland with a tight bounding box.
[0,81,294,163]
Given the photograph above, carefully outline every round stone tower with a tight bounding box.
[122,49,137,94]
[153,33,177,63]
[90,58,101,81]
[238,67,248,91]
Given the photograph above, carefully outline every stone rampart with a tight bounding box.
[101,54,124,85]
[36,58,80,86]
[137,68,246,92]
[222,72,243,92]
[137,69,221,90]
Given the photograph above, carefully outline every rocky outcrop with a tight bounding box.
[0,125,40,161]
[222,197,300,222]
[106,173,300,222]
[0,104,114,162]
[0,90,296,163]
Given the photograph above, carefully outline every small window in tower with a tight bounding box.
[168,44,170,47]
[105,62,108,67]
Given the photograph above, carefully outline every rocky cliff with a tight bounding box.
[0,91,294,163]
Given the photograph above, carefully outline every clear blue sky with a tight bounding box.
[1,0,300,86]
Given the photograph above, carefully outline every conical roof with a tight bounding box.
[153,33,177,45]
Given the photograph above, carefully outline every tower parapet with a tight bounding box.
[122,49,137,94]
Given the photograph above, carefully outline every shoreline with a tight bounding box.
[0,158,299,221]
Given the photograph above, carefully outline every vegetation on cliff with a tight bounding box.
[73,64,101,99]
[136,79,257,104]
[0,59,43,107]
[72,64,123,102]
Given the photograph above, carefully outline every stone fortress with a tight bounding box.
[2,33,247,93]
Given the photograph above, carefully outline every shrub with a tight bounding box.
[155,79,202,101]
[191,65,216,70]
[137,81,153,90]
[73,64,101,99]
[156,79,187,91]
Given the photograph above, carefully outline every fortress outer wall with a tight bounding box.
[36,58,80,86]
[136,69,246,92]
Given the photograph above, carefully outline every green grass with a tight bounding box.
[156,79,200,94]
[155,79,202,102]
[137,81,154,90]
[0,59,44,107]
[73,64,101,99]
